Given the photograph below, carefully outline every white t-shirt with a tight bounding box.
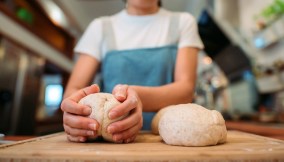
[74,8,204,62]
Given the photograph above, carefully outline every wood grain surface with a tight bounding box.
[226,121,284,140]
[0,131,284,161]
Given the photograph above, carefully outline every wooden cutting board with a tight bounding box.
[0,131,284,161]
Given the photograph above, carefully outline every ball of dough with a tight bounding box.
[79,93,127,142]
[159,103,227,146]
[151,107,169,135]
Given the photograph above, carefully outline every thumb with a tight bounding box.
[112,84,128,102]
[70,84,100,102]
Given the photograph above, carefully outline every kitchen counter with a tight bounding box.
[3,136,35,141]
[226,121,284,140]
[0,131,283,161]
[0,135,36,145]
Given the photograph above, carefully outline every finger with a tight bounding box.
[112,112,142,142]
[112,84,128,101]
[63,112,99,131]
[107,107,140,134]
[61,84,100,116]
[109,89,138,120]
[61,99,92,116]
[124,135,137,143]
[64,124,98,137]
[69,84,100,103]
[66,134,87,143]
[112,118,142,142]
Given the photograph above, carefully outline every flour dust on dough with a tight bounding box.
[79,93,127,142]
[158,103,227,146]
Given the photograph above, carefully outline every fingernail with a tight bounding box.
[79,137,85,142]
[117,140,123,143]
[116,93,125,99]
[84,107,91,114]
[107,125,115,134]
[87,131,94,136]
[126,138,132,143]
[109,111,117,119]
[113,135,121,142]
[89,123,97,130]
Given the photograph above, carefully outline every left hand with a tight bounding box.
[61,84,100,142]
[107,84,143,143]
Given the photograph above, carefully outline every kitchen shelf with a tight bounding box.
[206,7,257,60]
[253,15,284,49]
[256,73,284,93]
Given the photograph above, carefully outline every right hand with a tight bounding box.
[60,84,100,142]
[107,84,143,143]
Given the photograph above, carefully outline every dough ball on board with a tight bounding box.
[158,103,227,146]
[79,93,127,142]
[151,107,169,135]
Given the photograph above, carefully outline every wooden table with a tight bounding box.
[226,121,284,140]
[0,131,284,161]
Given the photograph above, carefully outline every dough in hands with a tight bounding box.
[158,103,227,146]
[79,93,127,142]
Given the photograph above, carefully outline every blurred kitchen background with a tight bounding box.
[0,0,284,137]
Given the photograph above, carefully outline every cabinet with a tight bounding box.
[0,0,75,135]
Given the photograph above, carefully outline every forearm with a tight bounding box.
[130,81,195,112]
[63,86,82,99]
[63,76,92,99]
[131,47,199,112]
[63,54,100,99]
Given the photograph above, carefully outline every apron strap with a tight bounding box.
[101,17,116,51]
[167,14,180,45]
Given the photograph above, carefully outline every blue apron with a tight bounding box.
[100,15,179,130]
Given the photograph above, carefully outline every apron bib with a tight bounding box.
[100,14,179,130]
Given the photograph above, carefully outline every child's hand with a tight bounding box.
[108,84,143,143]
[60,84,100,142]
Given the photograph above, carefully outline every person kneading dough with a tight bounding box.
[153,103,227,147]
[79,93,128,142]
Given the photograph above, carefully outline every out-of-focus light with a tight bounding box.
[0,46,5,60]
[39,0,68,27]
[254,36,266,49]
[50,7,63,25]
[45,84,63,107]
[211,76,221,88]
[203,56,212,65]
